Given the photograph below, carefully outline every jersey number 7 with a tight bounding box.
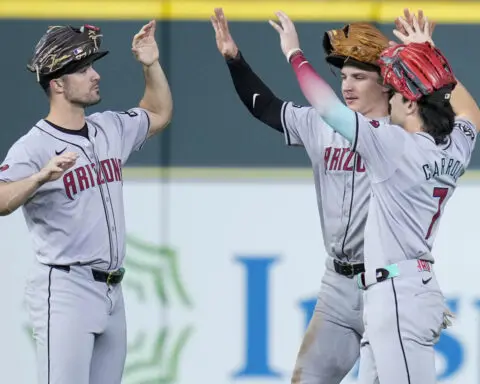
[425,187,449,240]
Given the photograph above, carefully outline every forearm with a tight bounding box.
[451,79,480,131]
[0,175,43,216]
[288,50,356,142]
[139,61,173,123]
[226,51,284,132]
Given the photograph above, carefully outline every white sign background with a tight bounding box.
[0,176,479,384]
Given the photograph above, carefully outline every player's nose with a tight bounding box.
[342,79,353,92]
[91,68,101,82]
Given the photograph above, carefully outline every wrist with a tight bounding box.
[225,48,240,62]
[289,50,308,70]
[31,171,47,187]
[143,59,160,69]
[226,49,242,63]
[286,48,303,63]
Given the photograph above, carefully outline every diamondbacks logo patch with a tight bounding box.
[369,120,380,128]
[0,164,9,172]
[455,121,475,141]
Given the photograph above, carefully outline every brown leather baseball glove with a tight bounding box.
[323,22,390,71]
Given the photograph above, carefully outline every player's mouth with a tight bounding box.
[344,96,358,105]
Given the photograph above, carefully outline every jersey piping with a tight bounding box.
[34,125,116,269]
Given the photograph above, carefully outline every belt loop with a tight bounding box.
[358,264,400,290]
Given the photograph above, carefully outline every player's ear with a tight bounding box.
[404,99,418,116]
[50,78,64,94]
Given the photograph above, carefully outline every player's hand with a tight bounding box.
[211,8,239,59]
[36,152,79,184]
[132,20,159,67]
[392,9,435,47]
[394,8,436,42]
[269,11,301,61]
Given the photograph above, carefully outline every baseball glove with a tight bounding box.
[323,22,390,71]
[27,24,108,81]
[379,42,457,101]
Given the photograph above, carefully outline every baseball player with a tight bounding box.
[0,21,172,384]
[211,8,392,384]
[271,9,479,384]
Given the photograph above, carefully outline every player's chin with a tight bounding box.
[84,94,102,107]
[345,100,362,113]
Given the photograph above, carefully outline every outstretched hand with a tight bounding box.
[268,11,301,61]
[132,20,159,66]
[36,152,79,184]
[392,8,435,47]
[210,8,239,59]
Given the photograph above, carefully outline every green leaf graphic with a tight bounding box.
[128,331,147,354]
[125,256,167,305]
[124,328,168,377]
[126,235,193,307]
[124,326,194,384]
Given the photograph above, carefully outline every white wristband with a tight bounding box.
[286,48,303,63]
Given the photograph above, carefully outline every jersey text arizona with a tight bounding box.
[63,158,123,200]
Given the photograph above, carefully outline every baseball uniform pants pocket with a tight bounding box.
[409,290,447,345]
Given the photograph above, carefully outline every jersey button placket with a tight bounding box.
[107,200,118,267]
[343,186,351,217]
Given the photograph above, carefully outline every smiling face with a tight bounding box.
[340,65,389,116]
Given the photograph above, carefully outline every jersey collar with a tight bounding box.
[415,132,435,143]
[415,131,452,149]
[34,119,96,146]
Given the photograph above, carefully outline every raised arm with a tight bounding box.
[450,80,480,131]
[211,8,285,132]
[269,11,357,142]
[132,21,173,138]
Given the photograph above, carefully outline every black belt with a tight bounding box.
[92,268,125,285]
[333,259,365,278]
[48,265,125,285]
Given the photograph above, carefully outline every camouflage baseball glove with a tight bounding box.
[323,22,390,71]
[27,24,109,81]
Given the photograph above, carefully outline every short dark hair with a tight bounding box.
[403,86,455,145]
[44,85,52,97]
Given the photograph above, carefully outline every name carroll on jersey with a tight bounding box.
[422,156,464,182]
[63,158,123,200]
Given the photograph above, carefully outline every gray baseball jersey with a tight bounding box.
[280,102,389,384]
[281,101,389,263]
[0,108,150,270]
[3,107,151,384]
[353,114,477,384]
[352,114,477,270]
